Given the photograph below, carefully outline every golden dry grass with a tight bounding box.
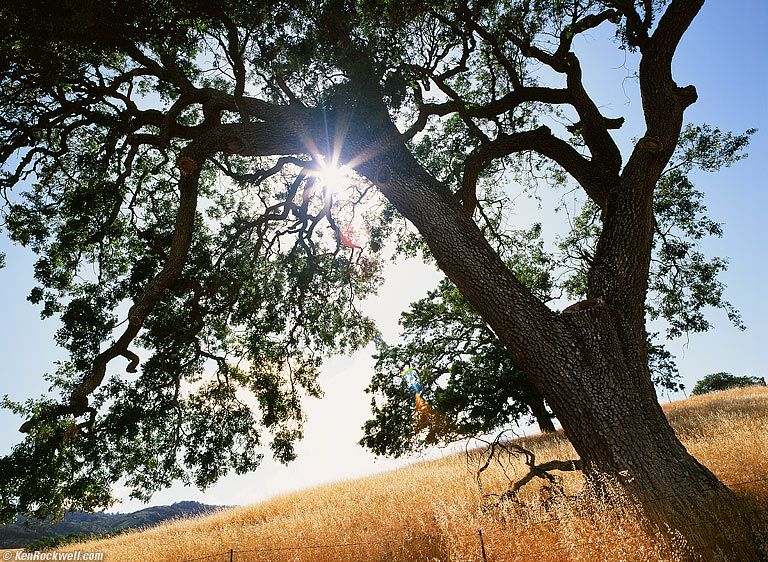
[66,386,768,561]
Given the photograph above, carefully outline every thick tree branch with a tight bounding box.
[564,58,624,175]
[67,143,206,417]
[459,126,614,214]
[331,108,575,390]
[402,87,572,140]
[647,0,705,68]
[639,0,704,131]
[585,0,704,332]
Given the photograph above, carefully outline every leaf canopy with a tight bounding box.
[0,0,753,522]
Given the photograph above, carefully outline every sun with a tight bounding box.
[314,157,351,195]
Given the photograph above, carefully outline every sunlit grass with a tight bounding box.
[68,386,768,561]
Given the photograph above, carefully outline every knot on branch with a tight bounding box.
[638,136,663,153]
[224,137,245,154]
[128,309,143,326]
[677,85,698,108]
[374,165,392,187]
[177,156,199,175]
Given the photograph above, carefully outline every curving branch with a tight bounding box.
[553,9,621,60]
[402,85,574,140]
[564,56,624,175]
[459,126,615,215]
[65,144,206,418]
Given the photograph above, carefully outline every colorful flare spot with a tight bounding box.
[415,392,428,411]
[338,222,368,250]
[338,224,362,249]
[399,369,453,439]
[402,367,423,395]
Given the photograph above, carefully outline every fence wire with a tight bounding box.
[179,476,768,561]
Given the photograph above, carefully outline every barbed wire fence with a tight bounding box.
[179,476,768,561]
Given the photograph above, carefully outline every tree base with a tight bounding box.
[582,474,768,561]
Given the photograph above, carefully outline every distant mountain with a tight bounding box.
[0,501,225,549]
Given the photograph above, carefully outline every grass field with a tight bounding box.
[62,386,768,561]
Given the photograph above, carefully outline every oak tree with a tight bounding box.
[0,0,761,556]
[362,122,746,465]
[692,372,765,396]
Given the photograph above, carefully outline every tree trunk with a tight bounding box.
[338,82,765,556]
[525,307,764,560]
[357,146,763,559]
[524,389,556,434]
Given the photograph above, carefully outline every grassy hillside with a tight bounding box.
[66,387,768,561]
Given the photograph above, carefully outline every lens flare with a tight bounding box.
[315,158,351,194]
[403,367,431,413]
[401,367,450,436]
[402,367,423,395]
[338,222,368,250]
[415,392,428,412]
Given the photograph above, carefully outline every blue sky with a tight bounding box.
[0,0,766,512]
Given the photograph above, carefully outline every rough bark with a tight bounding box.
[333,111,764,557]
[207,0,765,553]
[14,0,761,555]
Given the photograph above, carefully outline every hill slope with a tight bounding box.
[0,501,223,549]
[56,387,768,561]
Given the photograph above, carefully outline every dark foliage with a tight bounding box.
[0,0,753,537]
[692,372,765,396]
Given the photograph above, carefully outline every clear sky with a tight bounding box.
[1,0,766,512]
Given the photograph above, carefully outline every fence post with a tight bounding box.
[478,529,488,562]
[229,548,233,562]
